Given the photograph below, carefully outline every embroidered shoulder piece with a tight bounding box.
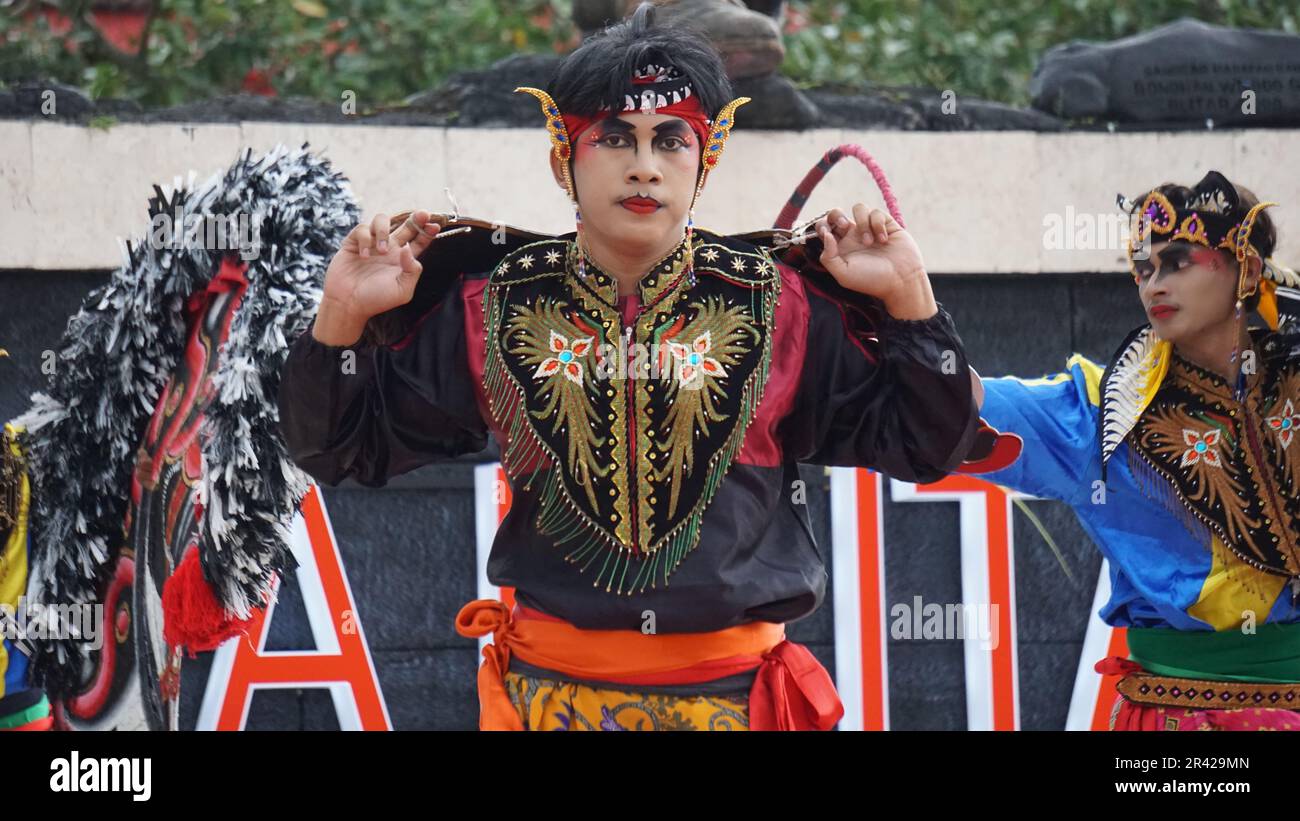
[1126,348,1300,579]
[481,230,781,594]
[733,221,889,353]
[1098,325,1171,478]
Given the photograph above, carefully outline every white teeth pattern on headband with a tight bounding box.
[608,65,693,113]
[621,90,689,115]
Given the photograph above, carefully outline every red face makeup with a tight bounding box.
[1190,247,1225,270]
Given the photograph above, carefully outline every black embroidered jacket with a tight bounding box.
[278,219,980,632]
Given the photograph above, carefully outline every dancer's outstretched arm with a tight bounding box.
[971,356,1105,504]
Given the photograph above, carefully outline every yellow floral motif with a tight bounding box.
[505,299,607,507]
[503,671,749,731]
[655,296,759,517]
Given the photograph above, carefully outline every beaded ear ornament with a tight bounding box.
[515,85,596,282]
[515,87,577,200]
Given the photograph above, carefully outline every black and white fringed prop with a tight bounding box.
[15,144,358,695]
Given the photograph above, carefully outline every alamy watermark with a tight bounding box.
[50,751,151,802]
[890,595,1000,650]
[147,204,262,261]
[1042,208,1152,259]
[0,597,103,652]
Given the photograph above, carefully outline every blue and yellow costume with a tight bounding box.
[0,423,52,731]
[979,351,1299,634]
[971,172,1300,729]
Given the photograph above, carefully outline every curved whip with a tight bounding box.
[773,144,905,231]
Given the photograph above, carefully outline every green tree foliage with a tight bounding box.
[1,0,1296,109]
[782,0,1299,104]
[0,0,580,109]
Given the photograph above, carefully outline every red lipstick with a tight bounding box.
[620,196,661,214]
[1150,304,1179,319]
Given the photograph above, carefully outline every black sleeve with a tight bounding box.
[277,275,488,487]
[780,289,979,482]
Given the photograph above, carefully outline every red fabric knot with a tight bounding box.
[750,640,844,731]
[1094,656,1144,676]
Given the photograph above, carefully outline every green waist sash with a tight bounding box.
[0,694,49,729]
[1128,622,1300,684]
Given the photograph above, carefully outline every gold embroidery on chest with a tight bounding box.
[1134,404,1258,546]
[651,295,759,517]
[1128,356,1300,577]
[505,299,607,508]
[481,236,781,594]
[1262,371,1300,490]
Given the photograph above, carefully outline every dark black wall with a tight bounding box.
[0,269,1148,729]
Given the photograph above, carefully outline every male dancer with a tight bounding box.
[279,4,981,730]
[971,171,1300,730]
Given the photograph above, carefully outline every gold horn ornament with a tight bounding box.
[516,86,576,200]
[701,97,751,172]
[1234,200,1278,301]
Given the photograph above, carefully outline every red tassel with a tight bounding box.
[162,547,254,657]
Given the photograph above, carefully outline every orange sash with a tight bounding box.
[455,599,843,731]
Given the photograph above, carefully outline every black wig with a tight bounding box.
[548,2,734,121]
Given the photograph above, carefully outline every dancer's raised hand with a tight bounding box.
[314,210,440,345]
[815,204,935,319]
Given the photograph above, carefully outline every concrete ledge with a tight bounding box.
[2,120,1297,273]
